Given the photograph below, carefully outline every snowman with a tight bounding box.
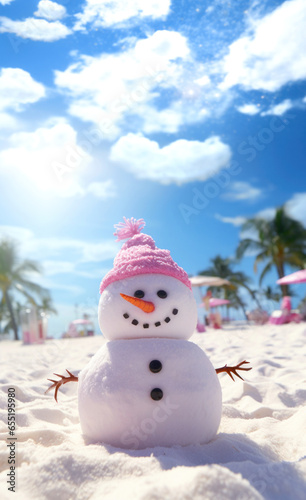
[46,218,251,449]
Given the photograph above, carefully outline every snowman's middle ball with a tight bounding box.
[98,274,198,340]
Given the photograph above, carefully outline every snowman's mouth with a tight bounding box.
[122,308,178,328]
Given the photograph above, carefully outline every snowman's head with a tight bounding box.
[99,274,197,340]
[98,217,197,340]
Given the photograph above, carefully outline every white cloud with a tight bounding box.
[0,112,18,130]
[237,103,260,115]
[55,30,191,137]
[220,0,306,91]
[256,207,276,220]
[194,75,210,87]
[110,133,231,185]
[0,225,119,265]
[135,99,210,135]
[74,0,171,30]
[34,1,66,21]
[0,225,33,242]
[285,192,306,225]
[139,105,186,134]
[0,120,93,196]
[75,267,111,279]
[80,241,119,263]
[0,0,15,4]
[0,16,71,41]
[0,120,117,199]
[86,180,117,199]
[36,276,85,295]
[41,260,76,276]
[0,68,45,111]
[222,181,262,201]
[261,99,293,116]
[41,260,110,279]
[54,30,238,137]
[215,214,246,226]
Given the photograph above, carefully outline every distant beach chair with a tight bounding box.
[21,306,46,344]
[209,312,222,329]
[196,322,206,333]
[247,309,269,325]
[269,296,301,325]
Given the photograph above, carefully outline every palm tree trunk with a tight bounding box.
[277,263,288,297]
[240,302,248,321]
[251,290,262,309]
[4,290,19,340]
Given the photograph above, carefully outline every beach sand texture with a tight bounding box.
[0,323,306,500]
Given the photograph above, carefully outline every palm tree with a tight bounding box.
[0,300,9,334]
[263,286,282,304]
[0,300,22,335]
[224,287,248,320]
[0,239,50,340]
[236,206,306,296]
[198,255,259,318]
[37,296,58,317]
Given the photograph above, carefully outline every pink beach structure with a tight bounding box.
[271,270,306,324]
[63,319,95,338]
[21,306,46,344]
[209,298,230,329]
[277,270,306,285]
[209,298,230,308]
[269,295,301,325]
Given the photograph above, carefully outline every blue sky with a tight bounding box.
[1,0,306,336]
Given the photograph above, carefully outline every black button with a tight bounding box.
[164,317,171,323]
[123,313,129,319]
[149,360,162,373]
[143,323,149,328]
[150,388,163,401]
[155,321,161,327]
[172,308,178,315]
[132,319,138,325]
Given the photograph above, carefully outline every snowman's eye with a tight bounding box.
[134,290,145,298]
[157,290,167,299]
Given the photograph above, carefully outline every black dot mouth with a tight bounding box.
[122,308,179,328]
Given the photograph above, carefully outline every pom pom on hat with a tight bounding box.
[100,217,191,293]
[114,217,145,241]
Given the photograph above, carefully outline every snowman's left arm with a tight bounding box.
[215,360,251,381]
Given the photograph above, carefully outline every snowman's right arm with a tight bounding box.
[215,360,251,381]
[45,369,78,402]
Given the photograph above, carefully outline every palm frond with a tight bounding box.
[14,260,42,275]
[14,280,50,298]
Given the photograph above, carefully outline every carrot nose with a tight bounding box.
[120,293,155,313]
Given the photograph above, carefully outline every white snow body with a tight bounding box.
[78,338,222,449]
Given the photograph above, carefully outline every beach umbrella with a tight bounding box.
[189,276,231,287]
[199,298,230,308]
[209,298,230,308]
[277,270,306,285]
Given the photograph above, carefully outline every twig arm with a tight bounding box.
[45,369,78,402]
[216,360,252,381]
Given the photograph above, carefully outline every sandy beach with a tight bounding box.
[0,322,306,500]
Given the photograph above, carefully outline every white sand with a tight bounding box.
[0,323,306,500]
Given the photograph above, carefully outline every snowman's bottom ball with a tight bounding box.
[78,339,222,449]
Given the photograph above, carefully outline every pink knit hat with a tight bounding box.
[99,217,191,293]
